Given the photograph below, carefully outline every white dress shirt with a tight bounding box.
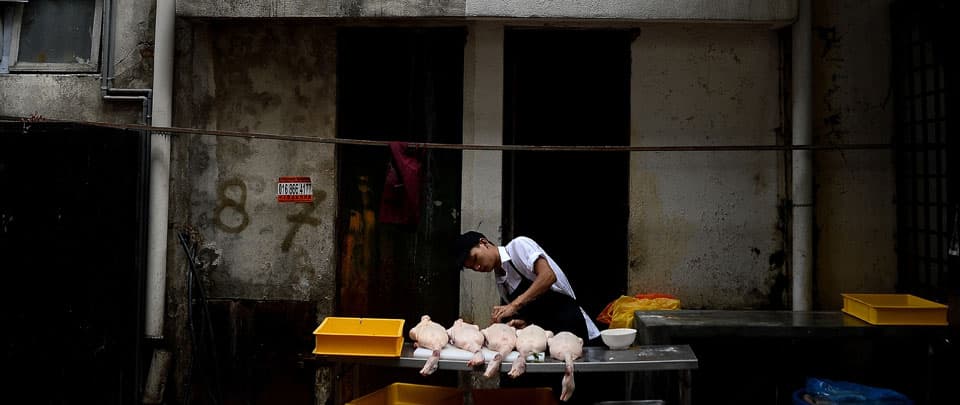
[494,236,601,340]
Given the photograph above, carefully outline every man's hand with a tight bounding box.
[506,319,527,329]
[491,303,519,323]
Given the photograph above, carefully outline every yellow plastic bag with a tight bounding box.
[597,294,681,329]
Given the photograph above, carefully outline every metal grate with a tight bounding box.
[892,0,957,299]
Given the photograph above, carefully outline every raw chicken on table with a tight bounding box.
[548,331,583,402]
[446,318,486,367]
[480,323,517,378]
[408,315,448,376]
[508,324,552,378]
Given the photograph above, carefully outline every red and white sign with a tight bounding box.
[277,176,313,203]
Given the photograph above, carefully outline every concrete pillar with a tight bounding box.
[792,0,813,311]
[460,22,504,327]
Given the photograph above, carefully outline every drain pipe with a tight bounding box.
[98,1,168,402]
[146,0,174,340]
[142,0,174,403]
[791,0,813,311]
[100,0,174,399]
[99,0,168,338]
[100,0,152,123]
[100,0,174,343]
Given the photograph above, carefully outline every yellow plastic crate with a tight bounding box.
[313,317,405,357]
[347,383,463,405]
[472,388,557,405]
[841,293,948,326]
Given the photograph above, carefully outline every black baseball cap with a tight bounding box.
[453,231,486,270]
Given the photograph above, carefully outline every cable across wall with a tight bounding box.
[2,115,898,152]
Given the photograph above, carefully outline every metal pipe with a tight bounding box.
[145,0,174,339]
[104,93,153,123]
[94,3,158,402]
[142,349,172,404]
[792,0,813,311]
[99,0,113,96]
[98,0,157,334]
[100,0,153,124]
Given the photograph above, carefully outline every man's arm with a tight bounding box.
[492,257,557,322]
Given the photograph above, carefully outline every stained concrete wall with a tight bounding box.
[0,0,899,401]
[0,75,140,122]
[171,21,336,300]
[626,2,896,310]
[178,0,796,21]
[812,0,896,309]
[629,24,786,308]
[170,20,338,402]
[0,0,152,123]
[111,0,156,90]
[465,0,796,21]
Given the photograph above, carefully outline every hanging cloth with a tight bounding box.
[379,142,424,225]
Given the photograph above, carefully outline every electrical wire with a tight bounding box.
[178,230,223,405]
[0,115,898,152]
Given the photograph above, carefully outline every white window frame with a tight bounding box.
[0,1,27,73]
[1,0,102,73]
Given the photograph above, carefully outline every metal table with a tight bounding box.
[634,310,949,343]
[316,342,698,404]
[633,310,952,404]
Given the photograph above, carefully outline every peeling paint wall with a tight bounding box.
[812,0,896,309]
[629,24,785,308]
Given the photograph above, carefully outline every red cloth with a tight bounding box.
[379,142,424,225]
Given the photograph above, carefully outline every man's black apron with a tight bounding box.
[503,261,588,339]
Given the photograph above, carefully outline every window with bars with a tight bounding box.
[892,0,958,299]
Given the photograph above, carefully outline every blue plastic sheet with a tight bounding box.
[800,377,913,405]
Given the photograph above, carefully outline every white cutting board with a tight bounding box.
[412,344,544,362]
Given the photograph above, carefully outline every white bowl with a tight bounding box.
[600,328,637,350]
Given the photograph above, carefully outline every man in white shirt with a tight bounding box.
[454,230,601,342]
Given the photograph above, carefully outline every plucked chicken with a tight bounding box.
[408,315,448,376]
[446,318,486,367]
[547,331,583,402]
[480,323,517,378]
[508,324,552,378]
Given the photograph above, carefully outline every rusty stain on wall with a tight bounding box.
[815,22,850,148]
[630,24,783,308]
[811,0,897,309]
[340,0,362,16]
[765,249,787,308]
[209,23,336,135]
[628,170,695,296]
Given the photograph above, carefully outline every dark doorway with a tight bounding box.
[503,29,632,324]
[891,0,959,311]
[336,27,465,398]
[890,4,960,402]
[0,122,147,404]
